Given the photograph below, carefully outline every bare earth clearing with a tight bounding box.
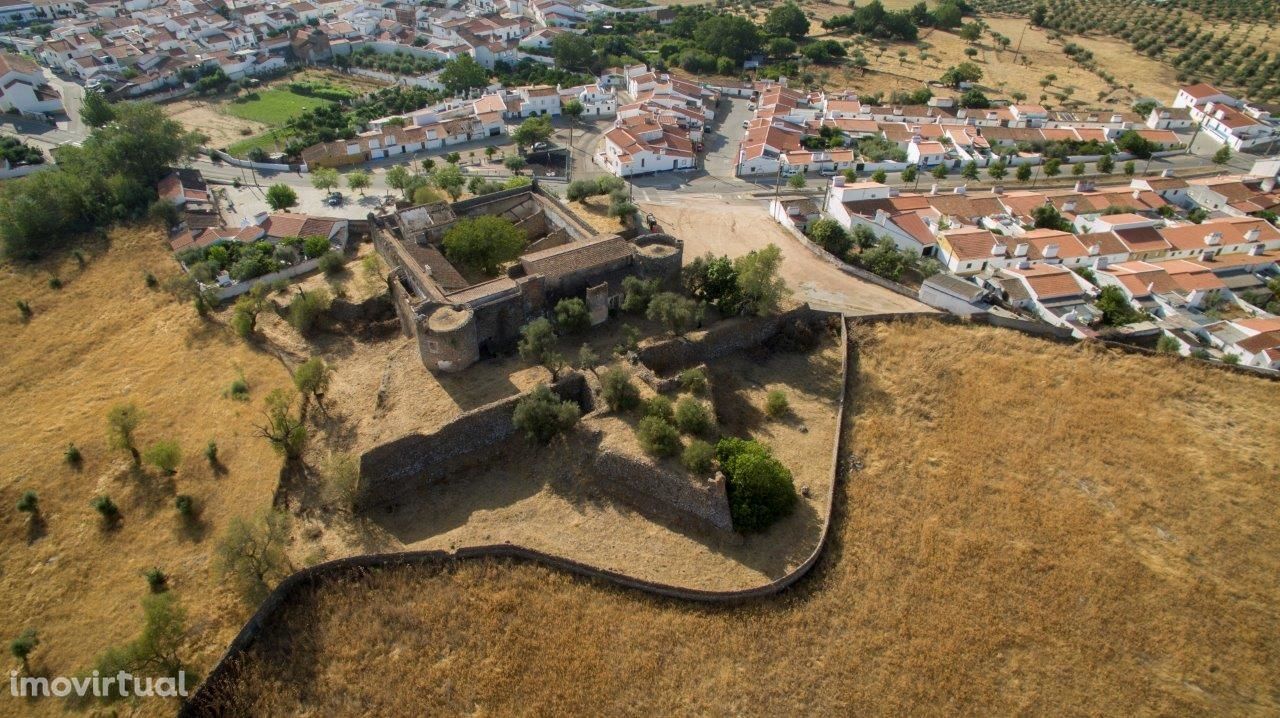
[208,319,1280,715]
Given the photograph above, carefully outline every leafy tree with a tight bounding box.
[787,173,806,190]
[807,218,852,257]
[551,32,594,71]
[310,167,340,193]
[1097,154,1115,174]
[693,14,762,62]
[107,402,142,465]
[871,169,888,184]
[512,115,554,152]
[562,98,584,121]
[16,490,38,516]
[80,90,115,127]
[287,288,331,334]
[987,160,1008,180]
[765,390,789,418]
[764,2,809,40]
[433,163,465,201]
[256,389,307,458]
[1072,162,1086,177]
[575,344,599,376]
[1032,204,1071,231]
[959,88,990,108]
[1096,285,1142,326]
[600,367,640,411]
[768,37,798,58]
[681,253,740,313]
[216,510,292,605]
[1123,160,1136,178]
[674,396,711,435]
[932,163,949,179]
[637,416,681,457]
[1043,158,1062,177]
[503,156,527,175]
[1156,335,1181,354]
[1212,146,1231,165]
[734,245,789,316]
[1016,163,1033,183]
[554,297,591,334]
[440,55,488,93]
[442,215,526,275]
[940,62,983,88]
[621,275,661,313]
[645,395,675,423]
[716,438,797,532]
[513,384,580,443]
[293,357,330,413]
[518,318,564,379]
[386,165,414,199]
[901,165,918,183]
[679,367,708,395]
[961,161,980,180]
[1114,130,1156,160]
[265,183,298,211]
[306,233,334,256]
[143,440,181,475]
[346,169,370,195]
[646,292,703,335]
[682,439,716,474]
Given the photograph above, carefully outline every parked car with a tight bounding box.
[742,120,749,128]
[326,192,343,207]
[532,141,550,151]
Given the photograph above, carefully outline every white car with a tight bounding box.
[742,120,750,128]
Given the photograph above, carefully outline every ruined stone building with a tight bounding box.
[378,183,683,372]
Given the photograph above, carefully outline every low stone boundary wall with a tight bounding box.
[356,373,589,509]
[592,449,732,533]
[181,315,851,716]
[773,217,922,301]
[636,306,826,376]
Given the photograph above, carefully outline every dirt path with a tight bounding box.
[642,197,934,316]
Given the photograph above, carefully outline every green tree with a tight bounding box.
[940,62,983,88]
[10,629,38,673]
[554,297,591,333]
[637,416,681,457]
[1097,153,1115,174]
[932,163,949,179]
[600,367,640,411]
[433,163,465,201]
[386,165,413,199]
[143,440,181,475]
[256,389,307,458]
[551,33,594,71]
[293,357,330,414]
[345,169,370,195]
[901,165,918,183]
[265,183,298,211]
[961,161,980,180]
[764,2,809,40]
[512,115,554,152]
[562,99,584,121]
[787,173,806,189]
[1043,158,1062,177]
[107,402,142,465]
[1212,146,1231,165]
[717,438,797,532]
[1123,160,1136,178]
[646,292,703,335]
[1096,285,1142,325]
[734,244,789,316]
[987,160,1007,180]
[1016,163,1033,183]
[518,318,564,379]
[287,288,331,334]
[513,384,580,443]
[807,218,852,257]
[442,215,526,275]
[503,156,527,175]
[871,169,888,183]
[765,389,789,418]
[310,167,339,193]
[440,54,488,93]
[682,439,716,474]
[693,14,762,62]
[80,90,115,128]
[216,510,292,605]
[674,396,711,435]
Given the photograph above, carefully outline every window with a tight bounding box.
[425,339,440,353]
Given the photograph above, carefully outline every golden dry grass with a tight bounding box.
[0,226,292,715]
[207,319,1280,715]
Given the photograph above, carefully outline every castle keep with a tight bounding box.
[378,183,683,372]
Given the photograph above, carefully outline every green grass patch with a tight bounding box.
[226,129,293,159]
[224,89,333,126]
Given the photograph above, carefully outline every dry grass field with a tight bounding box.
[0,226,292,715]
[206,319,1279,715]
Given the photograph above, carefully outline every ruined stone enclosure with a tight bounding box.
[379,183,683,372]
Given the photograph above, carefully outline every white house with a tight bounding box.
[0,53,63,117]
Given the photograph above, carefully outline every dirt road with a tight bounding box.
[641,196,934,316]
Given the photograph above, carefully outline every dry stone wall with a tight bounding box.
[592,450,733,533]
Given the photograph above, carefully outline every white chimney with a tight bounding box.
[874,209,889,226]
[1204,231,1222,246]
[991,242,1007,256]
[1146,281,1156,295]
[930,183,939,195]
[1087,243,1101,256]
[1249,243,1265,256]
[831,175,846,188]
[1161,168,1175,178]
[1187,288,1206,307]
[253,211,269,226]
[954,184,967,195]
[1074,180,1089,193]
[992,185,1004,195]
[1014,243,1029,257]
[1244,227,1261,242]
[1215,109,1226,120]
[1200,249,1215,261]
[1132,189,1142,199]
[1044,243,1060,259]
[1262,178,1277,192]
[1017,258,1031,269]
[1062,201,1077,213]
[1094,256,1109,270]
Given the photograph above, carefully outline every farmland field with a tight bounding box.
[202,319,1280,715]
[222,88,333,126]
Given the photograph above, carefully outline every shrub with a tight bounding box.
[513,384,581,443]
[716,438,797,532]
[16,299,32,320]
[682,439,716,474]
[323,452,360,507]
[143,568,168,593]
[16,490,37,515]
[91,495,120,524]
[175,494,195,517]
[287,288,332,334]
[765,389,789,418]
[10,629,38,671]
[317,250,344,276]
[600,367,640,412]
[144,271,158,289]
[644,395,675,422]
[637,415,681,457]
[1156,335,1181,354]
[48,276,62,290]
[204,440,218,466]
[143,440,181,475]
[64,443,82,467]
[646,292,703,335]
[226,375,250,400]
[679,368,708,394]
[554,297,591,334]
[216,510,291,605]
[620,276,660,313]
[674,397,711,435]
